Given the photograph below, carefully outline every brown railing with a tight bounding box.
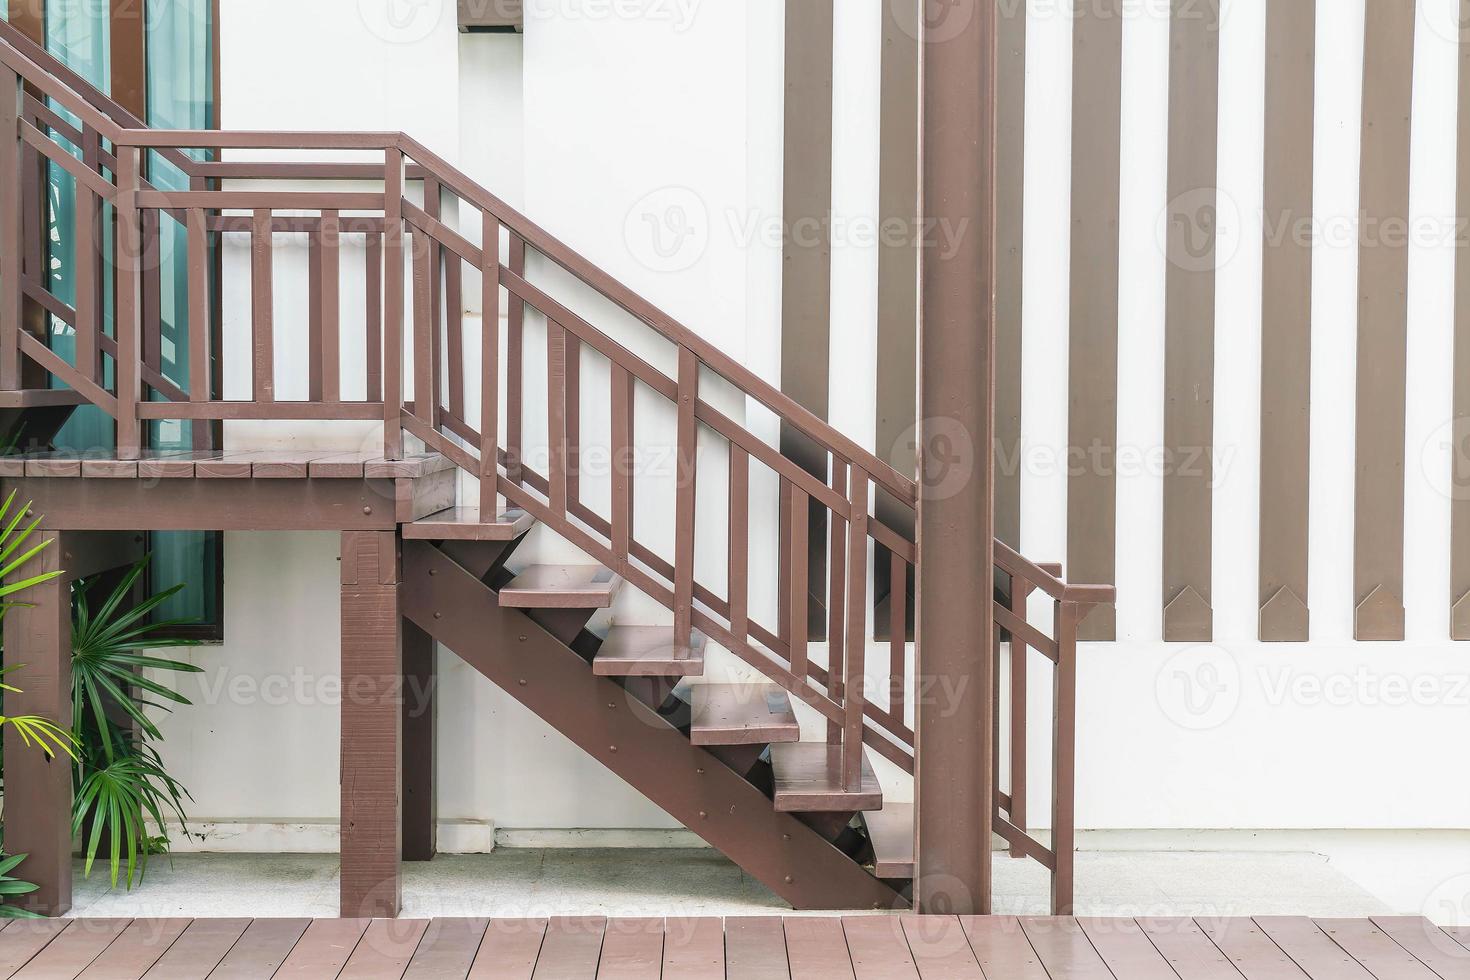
[0,22,1113,912]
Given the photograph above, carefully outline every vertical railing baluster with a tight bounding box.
[1009,574,1031,857]
[424,178,445,425]
[728,446,749,645]
[446,253,464,422]
[479,209,501,516]
[842,468,869,790]
[889,549,906,724]
[186,208,210,413]
[73,145,97,389]
[411,226,433,423]
[141,209,161,381]
[307,217,323,402]
[115,144,143,457]
[250,208,274,403]
[0,70,20,390]
[1051,598,1079,915]
[505,235,525,485]
[787,483,809,680]
[546,319,568,516]
[366,229,383,404]
[610,363,633,569]
[382,148,405,458]
[565,334,581,508]
[673,346,698,647]
[321,209,340,404]
[827,461,847,746]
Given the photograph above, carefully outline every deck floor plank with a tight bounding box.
[725,916,790,980]
[660,916,723,980]
[1369,917,1470,980]
[1138,916,1246,980]
[593,917,662,980]
[842,916,919,980]
[784,917,855,980]
[0,919,72,978]
[12,917,129,979]
[205,917,310,979]
[1441,929,1470,954]
[273,918,371,979]
[338,919,431,980]
[1075,917,1177,980]
[467,919,548,980]
[1255,918,1376,980]
[402,918,492,980]
[138,918,250,980]
[1314,918,1442,980]
[1018,916,1116,980]
[1195,917,1311,980]
[899,915,983,979]
[529,917,605,980]
[75,919,192,980]
[959,917,1049,980]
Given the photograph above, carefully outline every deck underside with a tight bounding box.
[0,915,1463,979]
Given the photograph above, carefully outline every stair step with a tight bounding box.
[690,684,800,746]
[592,627,706,677]
[862,803,914,878]
[403,507,534,541]
[769,743,882,813]
[499,565,622,609]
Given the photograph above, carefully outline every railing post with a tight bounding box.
[383,146,406,459]
[479,209,501,516]
[672,346,698,647]
[842,468,869,790]
[0,69,22,390]
[1051,598,1079,915]
[115,144,143,459]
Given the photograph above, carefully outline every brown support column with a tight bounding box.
[1,529,70,916]
[401,619,436,862]
[915,0,996,915]
[109,0,147,119]
[340,530,403,918]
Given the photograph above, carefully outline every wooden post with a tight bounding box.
[401,619,436,862]
[915,0,997,915]
[340,530,403,918]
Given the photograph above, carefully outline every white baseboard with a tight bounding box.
[156,819,496,854]
[494,828,709,849]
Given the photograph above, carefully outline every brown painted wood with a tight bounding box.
[11,918,129,979]
[274,918,371,978]
[1195,917,1311,980]
[1259,0,1316,642]
[402,918,491,979]
[338,919,429,980]
[1370,916,1470,980]
[339,530,404,918]
[960,917,1048,980]
[1254,917,1376,980]
[593,918,661,980]
[689,683,798,746]
[205,917,309,979]
[383,148,406,459]
[899,915,983,979]
[1138,915,1244,980]
[405,507,534,541]
[673,347,698,646]
[467,919,547,980]
[114,144,143,458]
[1442,927,1470,953]
[862,803,913,879]
[1018,917,1115,980]
[0,921,74,976]
[480,209,502,515]
[787,484,809,679]
[403,618,437,863]
[839,917,919,980]
[73,919,191,980]
[1454,0,1470,640]
[783,918,853,980]
[725,918,789,980]
[530,917,604,979]
[769,742,881,813]
[1162,0,1221,642]
[1315,918,1440,980]
[499,565,621,609]
[841,470,868,789]
[250,208,275,403]
[1074,918,1177,980]
[139,918,250,980]
[0,68,23,391]
[660,917,722,979]
[1353,0,1415,641]
[591,626,705,678]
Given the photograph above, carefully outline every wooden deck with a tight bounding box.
[0,916,1464,979]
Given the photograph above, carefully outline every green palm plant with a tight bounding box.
[70,559,202,889]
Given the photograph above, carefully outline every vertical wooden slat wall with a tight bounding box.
[1454,0,1470,640]
[1353,0,1415,642]
[994,0,1026,552]
[1161,0,1221,642]
[781,0,835,640]
[1258,0,1315,642]
[1066,0,1122,641]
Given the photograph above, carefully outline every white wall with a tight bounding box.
[157,0,1470,841]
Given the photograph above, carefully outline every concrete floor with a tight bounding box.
[64,832,1468,922]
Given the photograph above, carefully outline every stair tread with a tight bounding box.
[769,742,882,813]
[499,565,622,608]
[690,684,800,745]
[592,626,706,677]
[862,803,914,878]
[403,507,534,541]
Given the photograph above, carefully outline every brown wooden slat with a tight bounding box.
[1018,917,1115,980]
[274,918,371,979]
[840,917,917,980]
[499,565,620,609]
[769,742,881,812]
[309,220,324,402]
[321,209,342,404]
[591,626,705,677]
[186,208,211,411]
[0,920,73,977]
[728,447,750,644]
[402,918,491,979]
[1066,0,1123,641]
[1074,917,1177,980]
[787,485,810,678]
[1137,916,1244,980]
[337,919,429,980]
[139,918,250,980]
[367,232,384,403]
[725,917,789,980]
[530,917,605,980]
[468,919,547,980]
[1353,0,1415,640]
[1440,928,1470,954]
[1369,917,1470,980]
[959,918,1048,980]
[546,320,569,516]
[250,208,274,402]
[610,364,634,568]
[899,915,982,979]
[206,917,309,979]
[1454,0,1470,641]
[504,236,526,485]
[1258,0,1316,642]
[0,69,22,390]
[595,918,663,980]
[672,347,698,646]
[11,918,129,979]
[660,917,722,980]
[480,209,502,515]
[689,683,798,746]
[383,149,406,459]
[995,0,1026,552]
[74,919,191,980]
[1254,917,1376,980]
[1194,917,1311,980]
[784,918,854,980]
[1316,918,1441,980]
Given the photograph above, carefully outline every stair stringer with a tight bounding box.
[400,539,906,911]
